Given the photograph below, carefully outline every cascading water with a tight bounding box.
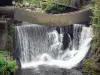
[15,24,93,70]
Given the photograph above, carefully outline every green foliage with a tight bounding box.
[44,3,66,13]
[83,59,100,75]
[83,1,100,75]
[40,0,66,13]
[0,56,18,75]
[55,0,72,5]
[0,57,7,75]
[86,0,100,27]
[8,24,14,36]
[8,24,14,49]
[40,1,48,9]
[92,27,100,53]
[7,60,18,73]
[88,0,100,52]
[23,0,41,6]
[83,59,93,73]
[40,0,54,9]
[92,3,100,27]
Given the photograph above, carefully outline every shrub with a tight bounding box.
[40,0,66,14]
[40,0,54,9]
[0,57,7,75]
[0,56,18,75]
[44,3,65,14]
[44,3,58,13]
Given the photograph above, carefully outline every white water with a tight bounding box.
[15,24,93,69]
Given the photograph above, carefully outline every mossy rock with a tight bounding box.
[83,59,100,75]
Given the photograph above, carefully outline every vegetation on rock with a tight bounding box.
[14,0,82,13]
[83,0,100,75]
[0,56,18,75]
[8,24,14,50]
[0,23,17,75]
[55,0,72,6]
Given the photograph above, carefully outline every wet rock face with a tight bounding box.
[56,25,73,50]
[62,32,70,50]
[62,25,73,50]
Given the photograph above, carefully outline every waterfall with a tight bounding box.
[15,24,93,69]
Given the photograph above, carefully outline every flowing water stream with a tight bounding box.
[15,24,93,75]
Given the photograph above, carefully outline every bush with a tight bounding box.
[40,0,66,14]
[44,3,58,13]
[0,57,7,75]
[40,0,54,9]
[44,3,65,14]
[0,56,18,75]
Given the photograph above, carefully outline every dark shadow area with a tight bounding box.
[0,0,12,6]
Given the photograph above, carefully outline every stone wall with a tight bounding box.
[0,23,8,49]
[0,18,13,50]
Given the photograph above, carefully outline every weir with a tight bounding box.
[14,8,92,26]
[0,6,92,26]
[14,24,93,75]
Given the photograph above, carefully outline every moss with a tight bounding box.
[83,59,100,75]
[83,59,93,73]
